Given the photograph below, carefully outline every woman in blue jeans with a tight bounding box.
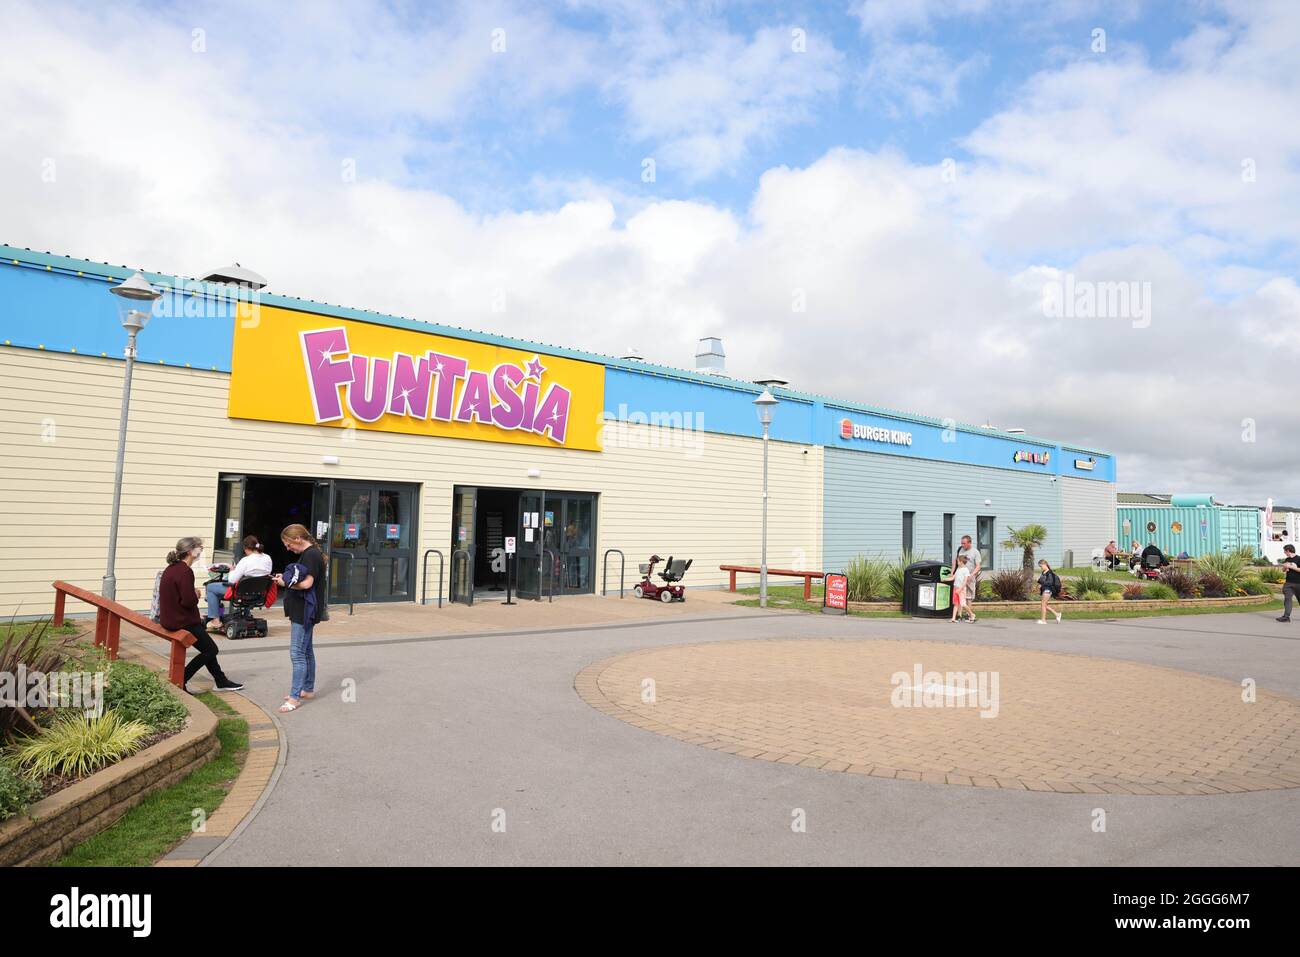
[273,523,327,713]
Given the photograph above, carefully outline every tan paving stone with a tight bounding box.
[574,637,1300,795]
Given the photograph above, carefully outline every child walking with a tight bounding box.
[946,554,976,623]
[1037,559,1063,624]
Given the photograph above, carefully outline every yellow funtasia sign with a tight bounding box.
[228,306,604,451]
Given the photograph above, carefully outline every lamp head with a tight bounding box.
[110,271,161,333]
[753,388,778,426]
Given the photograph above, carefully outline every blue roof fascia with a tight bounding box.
[1,243,1112,458]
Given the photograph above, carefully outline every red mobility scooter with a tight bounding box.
[634,554,692,603]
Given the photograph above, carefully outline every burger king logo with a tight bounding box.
[839,418,913,446]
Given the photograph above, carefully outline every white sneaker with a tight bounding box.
[1037,619,1046,625]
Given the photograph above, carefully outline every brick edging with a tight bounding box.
[158,691,283,867]
[845,594,1274,613]
[0,681,219,866]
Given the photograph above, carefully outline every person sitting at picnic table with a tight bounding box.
[1103,540,1119,569]
[1128,539,1143,569]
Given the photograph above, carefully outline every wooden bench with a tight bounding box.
[52,580,197,688]
[720,565,825,601]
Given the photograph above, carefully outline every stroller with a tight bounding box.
[634,554,693,603]
[222,575,273,639]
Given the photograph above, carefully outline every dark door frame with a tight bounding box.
[332,479,420,604]
[450,484,598,601]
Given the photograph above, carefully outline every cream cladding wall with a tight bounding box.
[0,349,822,616]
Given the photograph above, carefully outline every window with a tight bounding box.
[977,516,995,571]
[943,514,954,563]
[903,511,915,554]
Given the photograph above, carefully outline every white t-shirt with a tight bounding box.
[953,566,971,591]
[229,552,273,584]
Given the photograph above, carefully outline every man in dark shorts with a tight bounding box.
[1278,545,1300,623]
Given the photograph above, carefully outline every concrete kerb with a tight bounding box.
[194,698,287,867]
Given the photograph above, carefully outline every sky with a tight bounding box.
[0,0,1297,503]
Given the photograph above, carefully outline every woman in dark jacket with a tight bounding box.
[159,536,243,692]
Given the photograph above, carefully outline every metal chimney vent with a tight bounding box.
[695,336,726,375]
[200,262,268,290]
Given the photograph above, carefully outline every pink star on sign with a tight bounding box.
[525,356,546,379]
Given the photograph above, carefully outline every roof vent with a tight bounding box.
[695,336,726,375]
[200,263,268,290]
[620,347,646,362]
[754,376,789,389]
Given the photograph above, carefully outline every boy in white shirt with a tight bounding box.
[945,555,976,623]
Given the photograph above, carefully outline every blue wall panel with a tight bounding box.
[602,367,815,443]
[823,447,1064,571]
[0,265,235,370]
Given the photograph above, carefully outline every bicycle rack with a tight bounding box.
[450,546,475,606]
[333,551,356,616]
[541,547,558,603]
[602,548,625,598]
[421,548,445,608]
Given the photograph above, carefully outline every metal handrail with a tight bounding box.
[602,548,625,598]
[451,546,475,606]
[541,547,558,603]
[421,548,445,608]
[332,550,356,616]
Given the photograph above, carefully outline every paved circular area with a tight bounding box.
[575,638,1300,795]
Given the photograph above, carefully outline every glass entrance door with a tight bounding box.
[555,495,595,595]
[450,487,476,604]
[328,481,418,604]
[516,491,544,599]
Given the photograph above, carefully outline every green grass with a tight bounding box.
[52,693,248,867]
[0,620,79,641]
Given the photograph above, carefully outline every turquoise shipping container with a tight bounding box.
[1117,506,1261,558]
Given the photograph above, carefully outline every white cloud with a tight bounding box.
[0,0,1298,503]
[605,23,843,181]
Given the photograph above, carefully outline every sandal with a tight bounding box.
[299,691,316,700]
[279,698,301,713]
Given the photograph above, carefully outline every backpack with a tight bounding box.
[1048,571,1062,597]
[149,570,164,623]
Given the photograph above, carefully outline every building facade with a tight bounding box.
[0,245,1117,617]
[1115,494,1262,558]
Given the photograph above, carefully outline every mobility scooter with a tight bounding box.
[634,554,692,603]
[223,575,273,638]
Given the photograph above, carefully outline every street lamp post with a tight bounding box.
[752,388,779,608]
[102,271,161,600]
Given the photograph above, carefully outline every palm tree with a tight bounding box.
[1002,524,1048,570]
